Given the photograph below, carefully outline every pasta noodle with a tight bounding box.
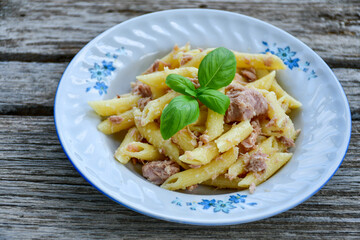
[141,91,179,126]
[270,79,302,109]
[171,127,198,151]
[179,142,219,165]
[88,94,140,116]
[234,52,286,69]
[215,120,253,152]
[97,109,134,135]
[263,91,297,139]
[201,88,225,142]
[202,174,243,189]
[161,147,238,190]
[227,136,278,179]
[246,71,276,90]
[238,152,293,187]
[137,67,198,89]
[122,142,165,161]
[114,127,142,164]
[181,49,285,70]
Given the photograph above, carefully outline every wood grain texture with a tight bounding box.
[0,115,359,239]
[1,61,359,117]
[1,0,360,67]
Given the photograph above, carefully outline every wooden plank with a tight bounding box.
[0,62,65,115]
[1,0,359,67]
[333,68,360,119]
[0,61,359,117]
[0,115,359,238]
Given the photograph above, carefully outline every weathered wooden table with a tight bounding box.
[1,1,359,239]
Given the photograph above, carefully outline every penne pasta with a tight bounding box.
[171,127,198,151]
[114,127,142,164]
[122,142,164,161]
[181,48,214,68]
[263,91,297,139]
[246,71,276,90]
[188,125,206,134]
[202,174,243,189]
[227,136,278,179]
[88,95,140,116]
[234,52,286,70]
[179,142,219,165]
[97,109,134,135]
[174,48,202,68]
[215,120,253,152]
[202,109,224,142]
[255,69,270,78]
[137,67,198,89]
[238,152,293,187]
[182,50,286,70]
[158,43,191,69]
[161,147,239,190]
[201,88,225,142]
[270,79,302,109]
[149,86,168,99]
[141,91,180,126]
[191,107,208,126]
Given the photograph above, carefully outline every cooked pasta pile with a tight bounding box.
[89,44,301,193]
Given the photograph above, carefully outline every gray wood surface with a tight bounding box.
[1,0,359,239]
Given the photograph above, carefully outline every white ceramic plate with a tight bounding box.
[54,9,351,225]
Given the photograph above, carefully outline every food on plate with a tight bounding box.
[88,43,301,193]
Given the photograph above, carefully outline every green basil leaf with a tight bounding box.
[160,95,199,140]
[198,47,236,90]
[165,74,197,97]
[196,88,230,115]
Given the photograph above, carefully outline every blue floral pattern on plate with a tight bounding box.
[262,41,318,80]
[85,47,128,95]
[171,194,257,213]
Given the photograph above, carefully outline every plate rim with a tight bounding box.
[54,8,352,225]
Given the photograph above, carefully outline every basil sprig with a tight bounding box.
[165,74,197,97]
[160,47,236,140]
[198,47,237,89]
[196,87,230,115]
[160,95,199,140]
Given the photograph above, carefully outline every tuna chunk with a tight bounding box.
[225,84,268,123]
[241,119,261,149]
[144,60,171,74]
[233,73,248,85]
[240,68,257,82]
[142,160,180,185]
[245,151,268,173]
[108,115,123,124]
[180,54,193,65]
[249,182,256,194]
[137,97,151,111]
[188,77,200,89]
[278,136,295,148]
[186,184,198,191]
[132,81,152,98]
